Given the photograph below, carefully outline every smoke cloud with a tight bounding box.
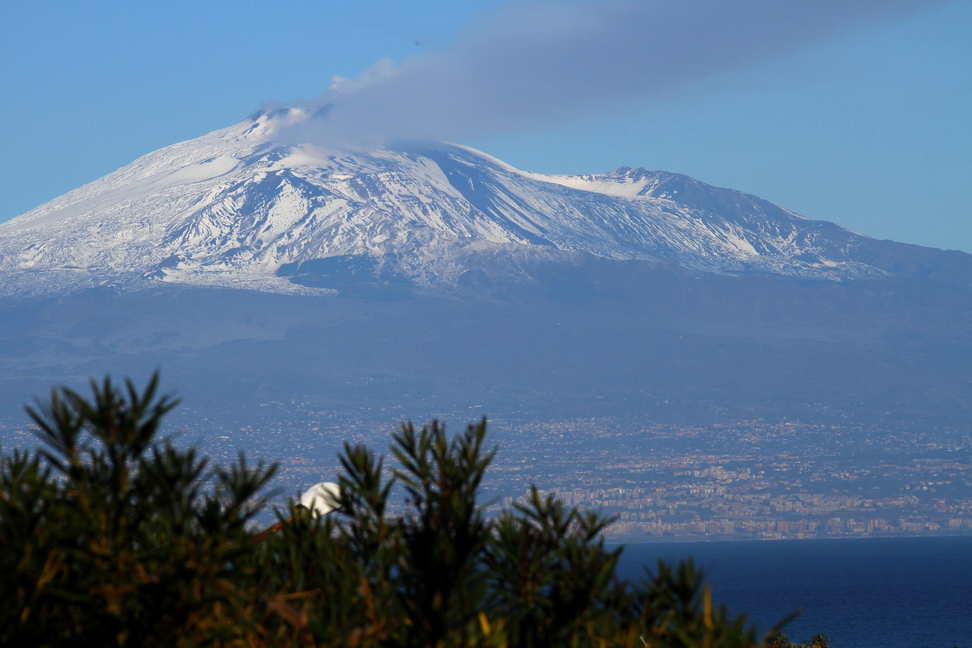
[275,0,949,147]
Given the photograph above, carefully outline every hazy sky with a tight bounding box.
[1,0,970,251]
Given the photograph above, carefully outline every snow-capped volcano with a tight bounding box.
[0,108,957,296]
[3,110,972,429]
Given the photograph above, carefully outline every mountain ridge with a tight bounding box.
[5,108,968,298]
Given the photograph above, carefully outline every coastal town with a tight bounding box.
[485,417,972,540]
[4,405,970,541]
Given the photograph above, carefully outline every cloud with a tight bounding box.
[274,0,950,147]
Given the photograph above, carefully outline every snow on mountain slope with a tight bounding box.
[0,108,896,296]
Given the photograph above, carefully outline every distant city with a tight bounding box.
[7,402,967,541]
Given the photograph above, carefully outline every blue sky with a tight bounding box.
[1,0,970,251]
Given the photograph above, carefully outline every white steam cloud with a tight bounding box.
[275,0,950,146]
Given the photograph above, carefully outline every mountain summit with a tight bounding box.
[1,108,969,297]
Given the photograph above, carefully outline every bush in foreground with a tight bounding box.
[1,374,789,647]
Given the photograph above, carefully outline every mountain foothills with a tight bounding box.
[1,108,971,424]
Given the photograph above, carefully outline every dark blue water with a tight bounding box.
[613,536,972,648]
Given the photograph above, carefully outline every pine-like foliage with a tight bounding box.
[1,374,277,646]
[0,374,773,647]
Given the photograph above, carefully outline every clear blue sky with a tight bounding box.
[1,0,970,252]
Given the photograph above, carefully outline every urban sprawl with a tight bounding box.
[4,406,970,541]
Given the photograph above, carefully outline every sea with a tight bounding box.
[612,536,972,648]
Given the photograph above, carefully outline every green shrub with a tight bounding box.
[1,374,776,647]
[767,632,830,648]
